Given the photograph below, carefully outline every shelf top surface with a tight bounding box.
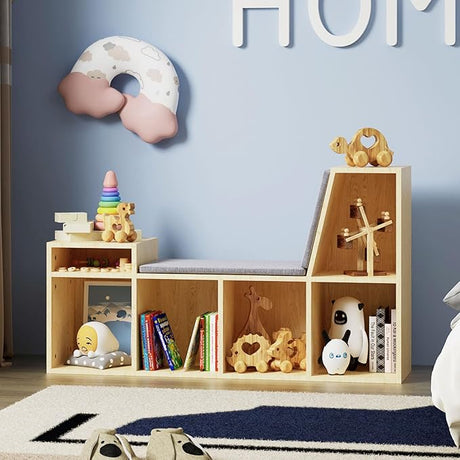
[48,237,157,249]
[330,165,410,174]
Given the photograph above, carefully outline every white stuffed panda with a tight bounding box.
[328,296,368,370]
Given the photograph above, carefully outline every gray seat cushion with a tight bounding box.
[139,259,306,276]
[301,170,330,270]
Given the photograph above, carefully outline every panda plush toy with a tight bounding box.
[328,296,368,371]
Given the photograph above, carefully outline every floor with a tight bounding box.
[0,355,433,410]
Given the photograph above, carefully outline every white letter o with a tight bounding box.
[308,0,372,47]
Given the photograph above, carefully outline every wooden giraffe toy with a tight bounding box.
[267,328,307,373]
[102,202,138,243]
[236,286,273,340]
[227,286,273,373]
[330,127,394,167]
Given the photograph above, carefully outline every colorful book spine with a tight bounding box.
[368,316,377,373]
[391,308,397,373]
[376,307,386,373]
[152,311,183,370]
[384,323,392,373]
[151,310,165,369]
[199,316,205,371]
[210,312,217,372]
[140,312,150,371]
[204,312,211,371]
[145,312,156,370]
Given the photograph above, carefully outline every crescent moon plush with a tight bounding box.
[58,36,179,144]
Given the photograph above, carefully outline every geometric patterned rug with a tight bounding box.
[0,385,457,459]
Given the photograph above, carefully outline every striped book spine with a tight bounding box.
[376,307,386,373]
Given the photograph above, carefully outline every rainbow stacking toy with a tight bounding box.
[94,170,121,231]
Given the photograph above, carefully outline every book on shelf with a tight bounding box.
[140,312,150,371]
[384,322,392,373]
[152,311,183,370]
[199,315,205,371]
[376,307,386,373]
[209,312,218,372]
[183,314,201,371]
[204,312,211,371]
[139,310,164,371]
[185,311,218,372]
[369,316,377,373]
[371,306,396,374]
[391,308,397,373]
[148,310,164,370]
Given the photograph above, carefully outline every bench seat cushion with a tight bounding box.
[139,259,306,276]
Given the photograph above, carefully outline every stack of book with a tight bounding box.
[184,311,218,371]
[369,306,396,373]
[140,310,182,371]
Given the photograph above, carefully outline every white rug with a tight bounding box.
[0,385,457,459]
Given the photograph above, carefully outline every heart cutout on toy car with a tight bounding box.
[242,342,260,355]
[361,134,377,149]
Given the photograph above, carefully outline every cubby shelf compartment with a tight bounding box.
[46,167,411,385]
[136,278,219,372]
[222,280,307,376]
[308,281,403,383]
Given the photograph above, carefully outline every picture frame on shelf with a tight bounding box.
[83,281,132,354]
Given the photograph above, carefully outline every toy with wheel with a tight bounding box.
[267,328,306,373]
[226,334,271,373]
[102,202,137,243]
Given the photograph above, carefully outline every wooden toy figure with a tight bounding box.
[226,334,271,373]
[236,286,273,340]
[337,198,393,276]
[267,328,306,373]
[330,127,394,167]
[102,202,137,243]
[227,286,273,373]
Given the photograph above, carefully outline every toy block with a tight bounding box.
[63,221,94,233]
[54,212,88,224]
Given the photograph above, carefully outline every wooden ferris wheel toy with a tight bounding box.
[337,198,393,276]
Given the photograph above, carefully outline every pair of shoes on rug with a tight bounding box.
[81,427,212,460]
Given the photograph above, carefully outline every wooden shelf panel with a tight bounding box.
[310,369,400,384]
[51,272,133,279]
[310,273,397,284]
[48,364,136,375]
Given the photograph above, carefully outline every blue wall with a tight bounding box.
[11,0,460,365]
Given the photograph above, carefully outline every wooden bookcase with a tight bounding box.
[46,166,411,384]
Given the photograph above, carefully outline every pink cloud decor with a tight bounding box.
[58,36,180,144]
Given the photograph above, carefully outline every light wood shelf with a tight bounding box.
[46,166,411,385]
